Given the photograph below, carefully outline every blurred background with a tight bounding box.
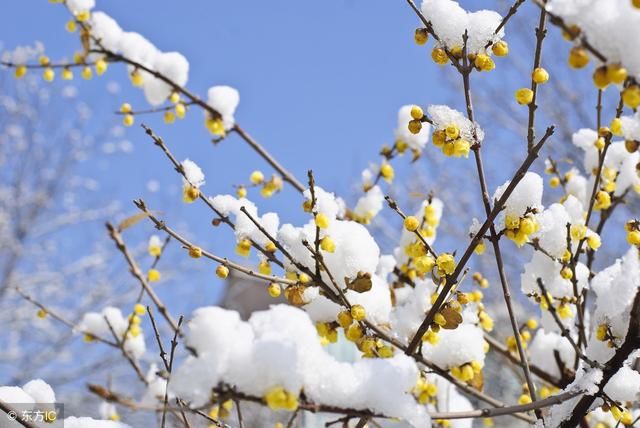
[0,0,635,426]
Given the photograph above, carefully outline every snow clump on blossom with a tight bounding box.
[170,305,430,427]
[420,0,505,53]
[76,306,146,359]
[394,105,431,151]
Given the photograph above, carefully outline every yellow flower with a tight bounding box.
[435,253,456,276]
[414,28,429,45]
[95,58,108,75]
[42,67,55,82]
[216,265,229,279]
[320,236,336,253]
[350,304,366,321]
[250,170,264,184]
[236,239,252,257]
[594,190,611,211]
[147,269,161,282]
[410,105,424,119]
[133,303,146,316]
[267,282,281,298]
[404,216,420,232]
[123,114,134,127]
[15,65,27,79]
[515,88,534,105]
[491,41,508,57]
[532,67,549,84]
[188,246,202,258]
[183,185,200,203]
[622,85,640,109]
[315,213,330,229]
[568,47,589,69]
[431,47,448,65]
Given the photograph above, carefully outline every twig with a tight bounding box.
[106,222,180,333]
[536,279,603,369]
[526,6,548,152]
[133,200,296,286]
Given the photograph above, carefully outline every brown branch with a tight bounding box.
[560,288,640,427]
[106,222,180,333]
[406,125,554,355]
[141,124,284,268]
[133,200,296,286]
[526,6,548,152]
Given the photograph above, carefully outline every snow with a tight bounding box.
[171,305,429,426]
[181,159,205,187]
[210,194,280,248]
[353,185,384,221]
[547,0,640,80]
[428,104,485,143]
[493,171,543,222]
[76,307,146,359]
[421,324,486,370]
[421,0,504,53]
[207,85,240,130]
[394,105,431,150]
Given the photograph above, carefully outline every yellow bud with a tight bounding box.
[532,67,549,84]
[62,67,73,80]
[606,63,628,85]
[610,118,623,136]
[410,105,424,120]
[133,303,146,316]
[568,47,589,69]
[320,236,336,253]
[515,88,534,105]
[15,65,27,78]
[95,58,108,75]
[351,304,366,321]
[404,216,420,232]
[65,19,77,32]
[164,110,176,124]
[250,170,264,184]
[81,66,92,80]
[147,268,161,282]
[380,163,394,181]
[37,309,47,319]
[337,310,353,328]
[315,213,330,229]
[267,282,281,298]
[492,40,509,57]
[592,66,610,89]
[130,70,144,86]
[123,114,135,127]
[526,318,538,329]
[622,85,640,109]
[414,28,429,45]
[175,103,186,119]
[188,246,202,258]
[560,266,573,280]
[408,119,422,134]
[431,47,448,65]
[627,230,640,246]
[42,67,55,82]
[216,265,229,279]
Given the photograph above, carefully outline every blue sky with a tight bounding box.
[0,1,545,314]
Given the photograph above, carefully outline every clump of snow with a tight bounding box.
[171,305,428,426]
[352,185,384,221]
[421,324,486,369]
[210,194,279,249]
[207,86,240,130]
[428,105,484,142]
[394,105,431,150]
[76,307,146,359]
[421,0,504,53]
[547,0,640,80]
[493,172,543,222]
[181,159,205,188]
[67,0,95,14]
[604,366,640,403]
[528,329,576,380]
